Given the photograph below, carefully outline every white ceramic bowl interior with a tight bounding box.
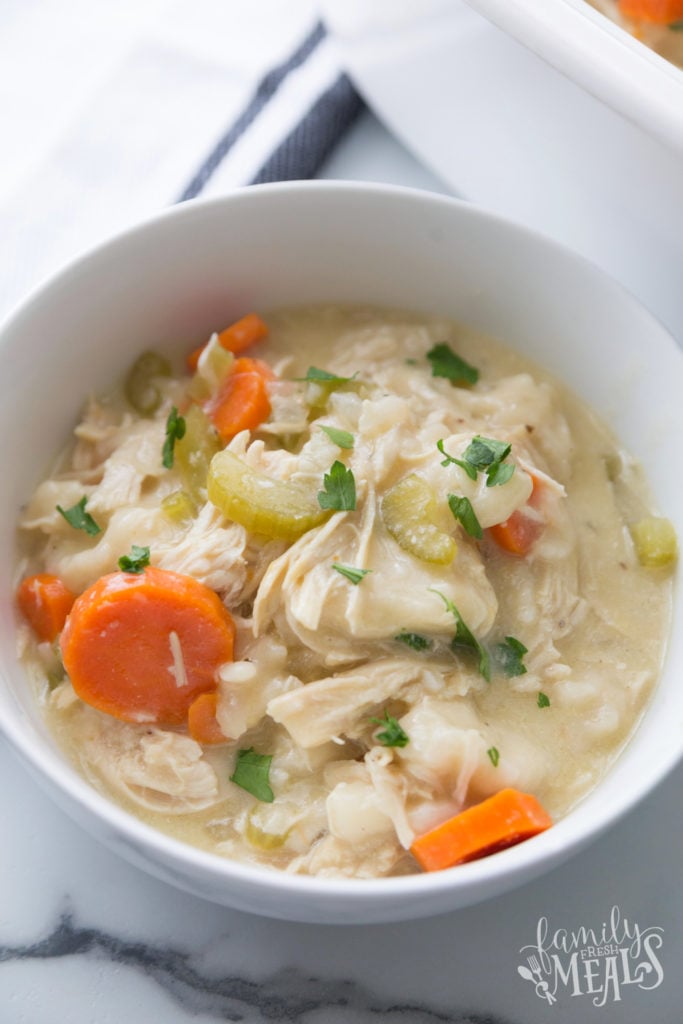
[0,182,681,924]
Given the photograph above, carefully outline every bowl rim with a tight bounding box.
[1,178,681,913]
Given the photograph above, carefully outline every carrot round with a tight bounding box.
[186,313,269,372]
[618,0,683,22]
[206,370,271,442]
[187,691,227,745]
[410,788,552,871]
[60,566,235,725]
[488,472,546,556]
[17,573,77,643]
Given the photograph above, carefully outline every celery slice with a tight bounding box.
[174,405,221,503]
[161,489,197,524]
[630,516,678,568]
[208,449,328,540]
[124,351,171,415]
[381,474,457,564]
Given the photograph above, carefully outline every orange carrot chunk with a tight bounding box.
[230,355,276,380]
[17,573,77,643]
[186,313,269,372]
[60,566,235,725]
[187,691,228,745]
[618,0,683,22]
[488,472,546,556]
[410,788,552,871]
[205,370,271,442]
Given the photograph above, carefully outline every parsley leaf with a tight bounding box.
[430,587,491,682]
[318,460,357,511]
[371,710,409,748]
[395,631,431,652]
[118,544,151,574]
[162,405,186,469]
[487,746,500,767]
[465,436,511,469]
[320,425,355,450]
[332,563,371,585]
[537,692,551,709]
[297,367,356,385]
[494,636,528,677]
[447,494,482,539]
[426,343,479,386]
[437,439,478,480]
[56,496,102,536]
[230,747,274,802]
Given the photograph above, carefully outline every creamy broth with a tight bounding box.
[17,306,673,878]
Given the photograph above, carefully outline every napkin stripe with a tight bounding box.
[250,73,364,184]
[177,19,326,202]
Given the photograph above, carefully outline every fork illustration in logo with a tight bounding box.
[517,955,556,1005]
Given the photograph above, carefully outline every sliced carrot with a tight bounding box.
[60,566,235,725]
[187,691,228,745]
[410,788,552,871]
[17,573,77,643]
[231,356,276,380]
[186,313,269,372]
[488,472,546,556]
[205,370,271,442]
[618,0,683,22]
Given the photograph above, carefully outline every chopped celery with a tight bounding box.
[174,405,221,503]
[161,489,197,523]
[208,449,328,540]
[630,516,678,568]
[245,814,288,851]
[187,334,234,401]
[124,351,172,415]
[381,474,457,564]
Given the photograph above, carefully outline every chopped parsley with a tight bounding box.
[493,636,528,678]
[56,496,102,536]
[487,746,500,767]
[118,544,151,574]
[332,562,371,585]
[395,631,431,652]
[437,435,515,488]
[318,460,357,511]
[430,587,491,682]
[162,405,186,469]
[426,342,479,386]
[297,367,357,385]
[537,692,551,709]
[230,748,274,802]
[320,425,355,450]
[371,710,409,748]
[447,494,483,539]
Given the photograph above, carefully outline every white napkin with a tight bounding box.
[0,0,362,322]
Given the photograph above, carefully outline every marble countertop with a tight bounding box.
[1,110,681,1024]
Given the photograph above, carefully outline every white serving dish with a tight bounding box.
[0,181,681,924]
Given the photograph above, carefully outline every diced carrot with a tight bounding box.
[187,691,228,745]
[618,0,683,23]
[410,788,552,871]
[231,356,276,380]
[186,313,269,372]
[60,566,235,725]
[205,370,271,442]
[17,573,77,643]
[488,471,546,556]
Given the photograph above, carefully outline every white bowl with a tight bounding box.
[1,181,681,924]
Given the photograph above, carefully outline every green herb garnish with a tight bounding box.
[430,588,490,682]
[395,631,431,652]
[318,460,357,511]
[670,19,683,30]
[437,439,477,480]
[371,710,409,748]
[426,343,479,386]
[297,367,357,385]
[447,494,483,539]
[493,636,528,678]
[487,746,500,767]
[537,692,551,709]
[230,748,274,802]
[56,496,101,536]
[332,563,371,585]
[118,544,151,574]
[162,405,186,469]
[437,436,514,488]
[320,425,355,450]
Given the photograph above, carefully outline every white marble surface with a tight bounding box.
[1,109,682,1023]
